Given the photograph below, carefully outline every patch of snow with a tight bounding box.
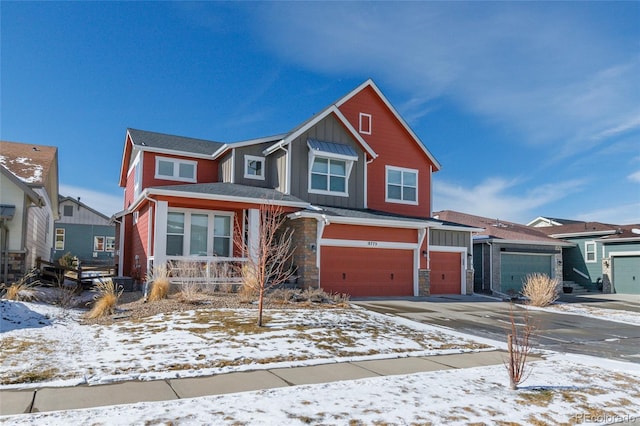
[526,302,640,326]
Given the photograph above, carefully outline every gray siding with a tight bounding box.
[288,114,366,208]
[430,229,470,250]
[271,149,287,193]
[58,200,110,225]
[233,143,276,189]
[219,153,233,183]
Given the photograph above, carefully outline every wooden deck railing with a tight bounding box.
[36,257,117,286]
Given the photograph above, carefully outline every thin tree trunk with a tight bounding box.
[257,286,264,327]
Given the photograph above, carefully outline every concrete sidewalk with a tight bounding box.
[1,350,526,415]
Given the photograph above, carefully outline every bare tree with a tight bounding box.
[505,304,536,390]
[235,202,296,326]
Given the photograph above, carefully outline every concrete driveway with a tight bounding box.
[353,293,640,363]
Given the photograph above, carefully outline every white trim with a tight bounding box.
[154,201,168,267]
[359,113,372,135]
[321,238,418,250]
[147,206,153,255]
[263,106,378,160]
[308,155,351,197]
[430,245,468,294]
[243,155,266,180]
[573,267,589,280]
[247,209,260,262]
[549,230,616,238]
[165,208,234,257]
[609,251,640,258]
[415,228,427,296]
[155,156,197,183]
[385,165,418,205]
[230,150,236,184]
[335,79,441,170]
[585,241,597,263]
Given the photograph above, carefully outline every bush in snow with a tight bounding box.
[522,273,559,307]
[87,278,123,319]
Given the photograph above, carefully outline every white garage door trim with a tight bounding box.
[429,245,468,294]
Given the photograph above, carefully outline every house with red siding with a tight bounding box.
[115,80,479,296]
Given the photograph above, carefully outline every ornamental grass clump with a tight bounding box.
[2,270,39,302]
[146,264,171,302]
[87,278,123,319]
[522,273,559,307]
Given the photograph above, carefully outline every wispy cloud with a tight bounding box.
[59,184,122,217]
[253,2,640,155]
[629,171,640,183]
[433,177,585,223]
[575,202,640,225]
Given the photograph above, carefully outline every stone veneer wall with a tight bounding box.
[466,268,474,294]
[286,217,319,289]
[601,258,612,294]
[418,269,430,296]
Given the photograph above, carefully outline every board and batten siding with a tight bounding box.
[219,153,233,183]
[288,113,366,209]
[57,200,111,226]
[233,142,277,189]
[430,229,471,251]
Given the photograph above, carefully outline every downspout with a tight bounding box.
[142,193,159,274]
[23,195,44,272]
[111,215,124,277]
[315,214,329,289]
[1,219,8,284]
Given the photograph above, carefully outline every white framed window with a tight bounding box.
[244,155,265,180]
[94,236,105,252]
[105,237,115,252]
[585,241,596,263]
[359,113,372,135]
[166,210,233,257]
[310,157,348,196]
[386,166,418,205]
[155,156,197,182]
[55,228,65,250]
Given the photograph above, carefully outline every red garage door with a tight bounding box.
[430,251,462,294]
[320,247,414,297]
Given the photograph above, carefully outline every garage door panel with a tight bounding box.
[613,256,640,294]
[430,251,461,294]
[501,254,552,294]
[321,247,413,297]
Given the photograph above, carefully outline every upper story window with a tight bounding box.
[155,156,197,182]
[359,113,372,135]
[244,155,265,180]
[307,139,358,197]
[63,205,73,217]
[94,236,105,252]
[585,241,596,263]
[386,166,418,205]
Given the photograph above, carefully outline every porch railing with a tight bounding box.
[149,256,248,286]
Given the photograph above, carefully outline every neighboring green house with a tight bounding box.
[530,217,640,294]
[53,196,115,266]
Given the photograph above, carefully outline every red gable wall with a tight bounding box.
[338,85,434,218]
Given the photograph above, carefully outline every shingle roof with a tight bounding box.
[149,182,307,205]
[308,205,432,224]
[127,128,224,156]
[535,222,618,236]
[0,141,57,185]
[434,210,562,243]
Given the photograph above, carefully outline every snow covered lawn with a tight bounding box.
[0,300,491,388]
[2,354,639,425]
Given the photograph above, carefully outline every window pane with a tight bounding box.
[167,212,184,234]
[329,160,346,176]
[311,173,327,190]
[403,186,416,201]
[158,160,173,176]
[213,237,230,257]
[179,163,195,179]
[403,171,417,187]
[214,215,230,237]
[94,237,105,251]
[312,158,328,173]
[388,184,402,200]
[388,169,402,185]
[190,214,208,255]
[166,235,184,256]
[248,160,262,176]
[63,205,73,217]
[330,176,346,192]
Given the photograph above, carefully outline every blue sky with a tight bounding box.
[2,2,639,224]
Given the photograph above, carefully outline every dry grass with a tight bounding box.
[2,270,39,302]
[171,261,204,302]
[148,278,170,302]
[522,273,559,307]
[87,278,123,319]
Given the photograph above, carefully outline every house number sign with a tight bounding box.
[367,241,378,247]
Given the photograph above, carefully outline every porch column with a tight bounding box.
[154,201,168,268]
[247,208,260,263]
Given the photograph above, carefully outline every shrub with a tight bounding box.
[171,261,204,303]
[521,273,559,307]
[2,270,39,302]
[238,264,259,303]
[146,265,171,302]
[58,252,77,269]
[87,278,123,319]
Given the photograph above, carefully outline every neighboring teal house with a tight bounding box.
[53,196,115,266]
[530,217,640,294]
